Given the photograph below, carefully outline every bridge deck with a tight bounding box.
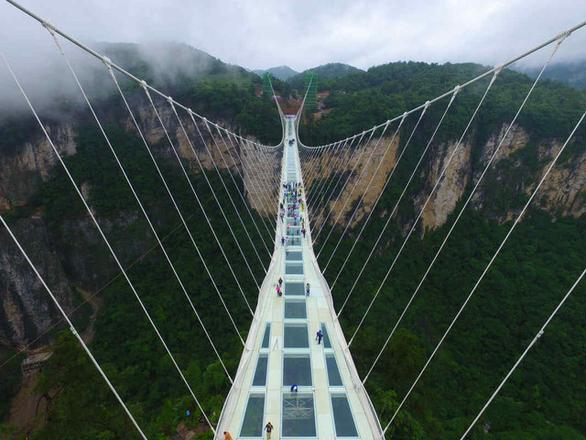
[216,116,382,439]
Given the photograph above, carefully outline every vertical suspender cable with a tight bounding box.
[0,215,149,440]
[107,70,254,319]
[459,265,586,439]
[48,30,239,372]
[1,51,217,433]
[380,38,573,435]
[189,115,269,268]
[316,124,391,256]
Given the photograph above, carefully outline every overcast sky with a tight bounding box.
[1,0,585,73]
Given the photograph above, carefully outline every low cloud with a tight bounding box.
[0,0,584,116]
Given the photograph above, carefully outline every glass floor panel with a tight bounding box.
[285,300,307,319]
[326,354,343,386]
[240,394,265,437]
[282,393,316,437]
[321,323,332,348]
[287,237,302,247]
[262,323,271,348]
[252,354,268,386]
[284,324,309,348]
[283,355,312,386]
[285,282,305,296]
[286,263,303,274]
[331,395,358,437]
[285,251,303,261]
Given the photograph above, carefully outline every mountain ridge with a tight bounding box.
[0,42,584,440]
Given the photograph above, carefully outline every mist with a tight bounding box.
[0,0,585,118]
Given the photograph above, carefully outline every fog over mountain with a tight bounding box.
[1,0,585,73]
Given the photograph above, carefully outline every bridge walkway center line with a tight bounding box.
[215,115,383,439]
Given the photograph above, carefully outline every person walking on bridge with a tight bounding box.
[316,329,323,345]
[265,421,274,439]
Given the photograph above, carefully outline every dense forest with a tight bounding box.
[0,43,584,440]
[301,60,586,438]
[0,42,282,439]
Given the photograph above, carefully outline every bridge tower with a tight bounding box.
[303,72,318,113]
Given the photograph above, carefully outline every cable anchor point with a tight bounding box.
[41,21,56,35]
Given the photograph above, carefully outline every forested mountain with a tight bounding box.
[253,65,299,81]
[0,46,584,440]
[287,62,364,90]
[299,60,586,439]
[516,59,586,90]
[0,41,281,439]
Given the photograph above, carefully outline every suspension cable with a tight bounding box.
[313,128,381,244]
[1,52,217,432]
[312,132,371,239]
[360,35,567,363]
[189,115,269,269]
[311,133,371,219]
[459,265,586,439]
[381,47,577,436]
[48,30,239,374]
[205,120,275,251]
[0,215,149,440]
[327,113,406,290]
[106,68,254,320]
[307,139,350,211]
[311,132,373,222]
[205,121,273,254]
[163,99,262,288]
[219,128,276,239]
[357,69,501,373]
[323,109,423,274]
[335,105,429,318]
[308,141,350,220]
[234,138,273,216]
[142,87,260,292]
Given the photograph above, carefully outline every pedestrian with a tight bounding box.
[265,421,274,440]
[223,432,234,440]
[302,228,306,238]
[280,202,283,210]
[306,282,310,296]
[290,384,298,393]
[281,236,285,246]
[276,284,282,296]
[316,329,323,345]
[278,277,283,286]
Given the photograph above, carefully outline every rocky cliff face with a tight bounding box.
[1,102,583,353]
[311,123,584,233]
[0,98,277,350]
[0,124,77,212]
[0,217,74,347]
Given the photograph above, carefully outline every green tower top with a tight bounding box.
[304,72,318,113]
